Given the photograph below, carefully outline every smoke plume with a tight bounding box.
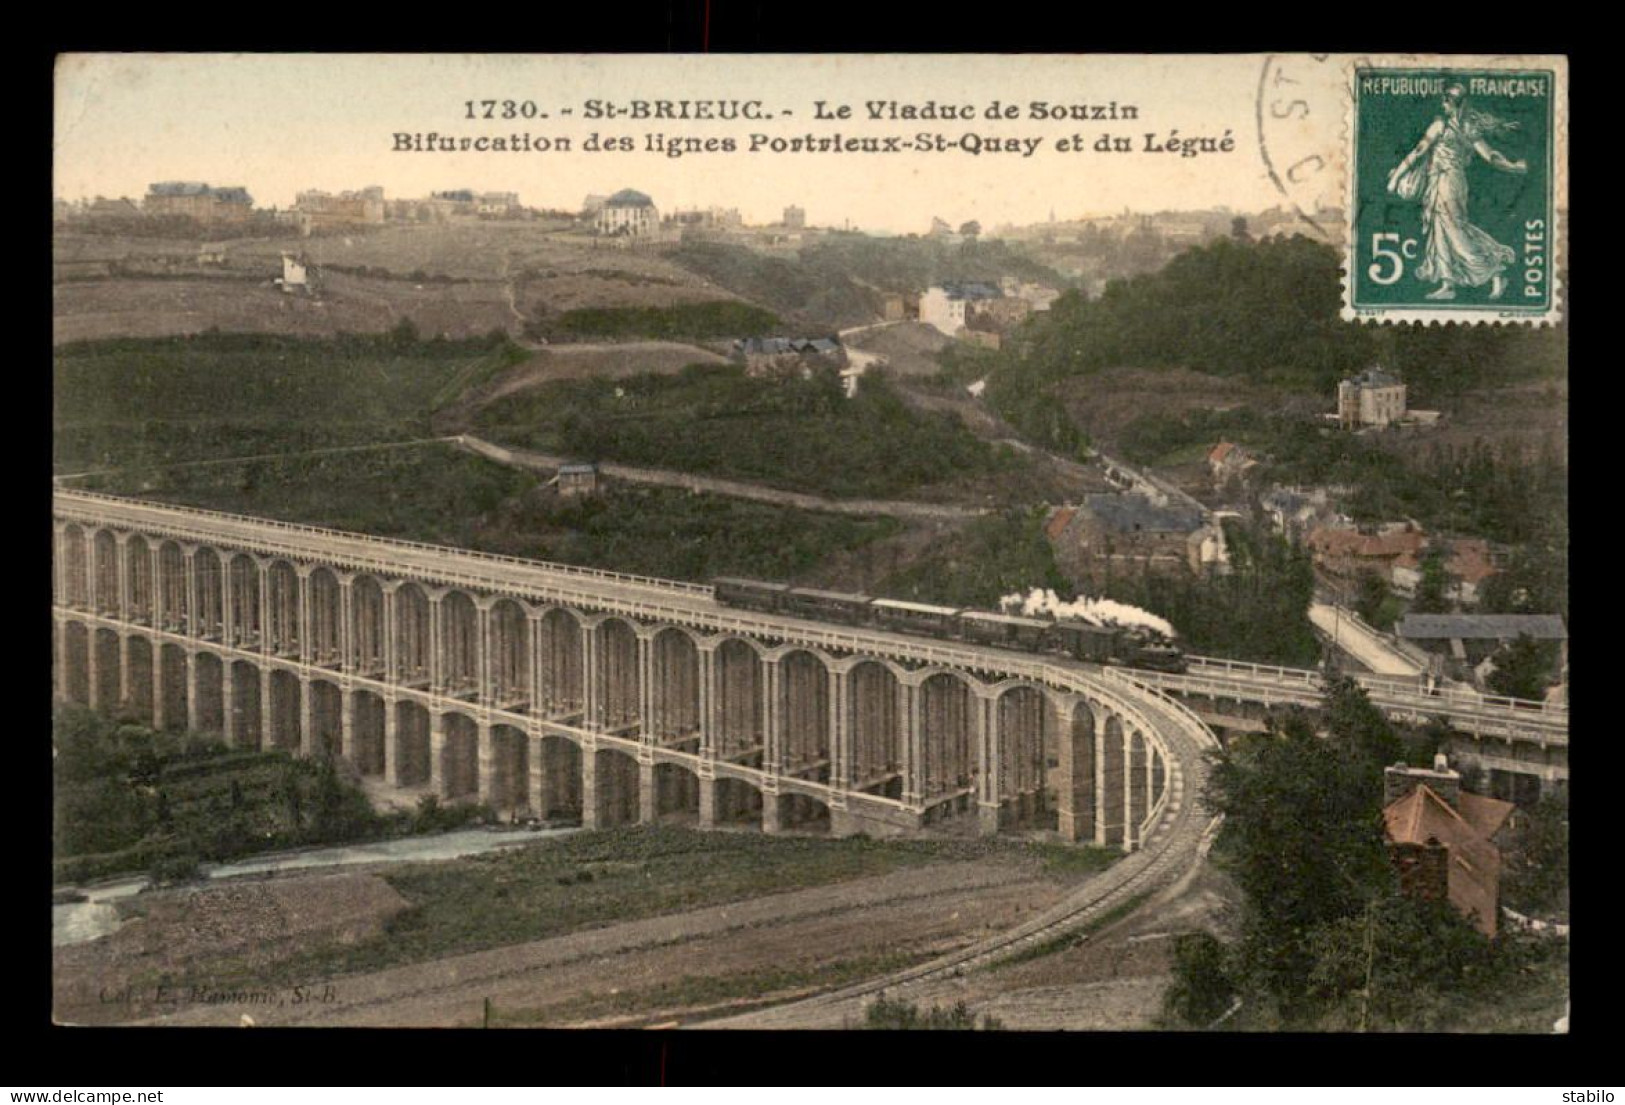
[999,587,1175,638]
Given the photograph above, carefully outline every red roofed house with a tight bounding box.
[1207,441,1256,484]
[1306,522,1428,585]
[1382,757,1517,937]
[1392,538,1500,606]
[1044,506,1078,544]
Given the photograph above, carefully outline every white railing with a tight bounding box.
[54,488,714,597]
[1187,653,1564,716]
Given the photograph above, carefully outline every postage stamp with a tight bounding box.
[1344,58,1565,324]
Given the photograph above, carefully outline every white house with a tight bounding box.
[919,282,1002,336]
[595,188,659,237]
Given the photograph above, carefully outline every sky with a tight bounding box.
[54,54,1365,233]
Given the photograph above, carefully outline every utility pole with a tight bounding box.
[1359,897,1375,1033]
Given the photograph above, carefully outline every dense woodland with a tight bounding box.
[974,235,1565,454]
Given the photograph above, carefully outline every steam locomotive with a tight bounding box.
[710,577,1188,673]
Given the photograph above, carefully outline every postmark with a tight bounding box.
[1344,58,1565,324]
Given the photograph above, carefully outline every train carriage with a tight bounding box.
[781,586,873,625]
[958,609,1052,651]
[870,598,962,639]
[712,577,789,615]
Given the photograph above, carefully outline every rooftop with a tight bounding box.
[734,337,841,356]
[1345,366,1403,389]
[1080,493,1204,535]
[933,282,1003,301]
[1384,783,1515,937]
[605,188,655,208]
[1396,613,1567,641]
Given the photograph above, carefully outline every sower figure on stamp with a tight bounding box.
[1386,83,1528,300]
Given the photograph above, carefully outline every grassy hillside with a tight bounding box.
[470,363,1020,500]
[53,328,525,472]
[82,443,902,584]
[670,236,1071,329]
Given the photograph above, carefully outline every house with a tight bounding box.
[1336,366,1408,429]
[84,197,141,220]
[782,205,806,229]
[731,337,846,379]
[276,253,310,294]
[1391,538,1500,605]
[1395,613,1568,672]
[880,292,917,321]
[595,189,660,237]
[1051,493,1210,577]
[294,187,385,231]
[999,276,1061,312]
[919,282,1003,337]
[1383,757,1516,937]
[477,191,520,216]
[1305,521,1427,584]
[143,182,254,224]
[557,463,600,497]
[1260,486,1346,541]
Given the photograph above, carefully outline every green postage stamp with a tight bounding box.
[1345,57,1566,324]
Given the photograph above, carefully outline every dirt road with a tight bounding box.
[455,435,988,522]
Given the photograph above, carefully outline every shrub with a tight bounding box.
[148,853,204,887]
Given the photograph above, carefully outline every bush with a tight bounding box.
[1162,932,1235,1027]
[147,853,203,887]
[862,995,1003,1030]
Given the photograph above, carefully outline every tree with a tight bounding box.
[1206,710,1395,1010]
[1411,548,1452,613]
[957,220,981,240]
[1353,570,1390,627]
[1485,633,1557,701]
[1501,791,1569,916]
[1163,932,1235,1026]
[1320,670,1406,774]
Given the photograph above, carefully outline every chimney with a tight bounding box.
[1390,836,1450,903]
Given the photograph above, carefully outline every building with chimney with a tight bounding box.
[1382,756,1516,937]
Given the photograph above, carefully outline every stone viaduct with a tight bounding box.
[52,490,1201,847]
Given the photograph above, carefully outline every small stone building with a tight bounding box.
[1052,493,1208,577]
[557,463,600,497]
[731,337,846,379]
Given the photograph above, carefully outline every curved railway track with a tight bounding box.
[702,671,1221,1029]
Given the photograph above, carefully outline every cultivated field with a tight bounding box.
[53,223,756,345]
[54,828,1117,1028]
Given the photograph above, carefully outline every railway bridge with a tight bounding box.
[52,490,1210,847]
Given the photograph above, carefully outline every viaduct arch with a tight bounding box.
[52,490,1193,846]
